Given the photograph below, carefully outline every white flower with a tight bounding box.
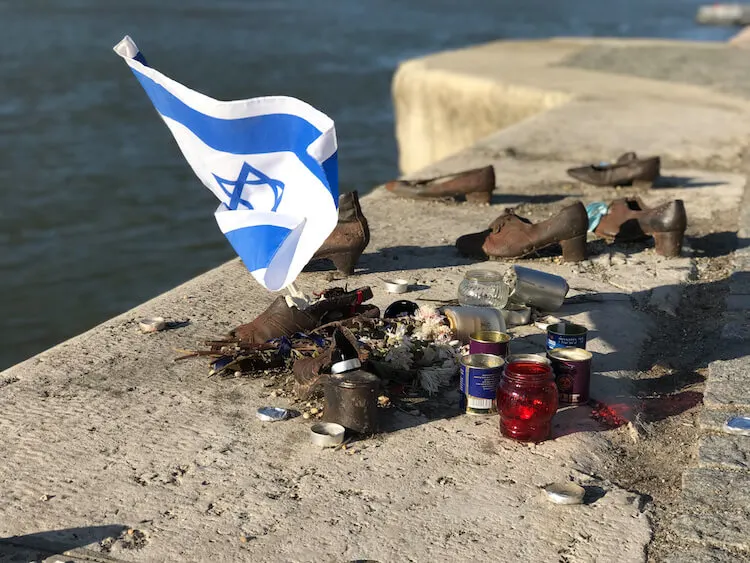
[385,323,409,346]
[415,305,441,322]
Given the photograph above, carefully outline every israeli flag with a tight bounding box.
[114,36,338,291]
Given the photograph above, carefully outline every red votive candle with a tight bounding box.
[497,354,559,442]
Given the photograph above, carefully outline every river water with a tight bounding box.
[0,0,733,370]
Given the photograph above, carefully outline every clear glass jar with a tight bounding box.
[457,269,509,308]
[497,355,558,442]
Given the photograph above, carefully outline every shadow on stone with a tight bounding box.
[689,231,750,258]
[653,175,727,189]
[377,394,463,434]
[358,245,476,273]
[583,485,607,505]
[0,524,128,560]
[490,193,568,206]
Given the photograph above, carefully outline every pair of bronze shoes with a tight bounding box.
[595,197,686,257]
[567,152,661,188]
[456,202,589,263]
[456,197,687,261]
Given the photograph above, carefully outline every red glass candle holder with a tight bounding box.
[497,354,558,442]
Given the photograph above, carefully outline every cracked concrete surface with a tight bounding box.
[2,38,750,561]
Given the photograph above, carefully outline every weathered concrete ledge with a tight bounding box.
[393,37,750,175]
[2,38,750,561]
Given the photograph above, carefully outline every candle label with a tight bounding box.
[460,355,504,415]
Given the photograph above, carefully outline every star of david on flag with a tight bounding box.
[114,36,339,291]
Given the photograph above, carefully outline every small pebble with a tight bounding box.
[302,412,311,420]
[309,407,319,415]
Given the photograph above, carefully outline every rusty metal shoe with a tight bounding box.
[293,326,361,400]
[567,152,660,187]
[594,197,687,257]
[230,296,317,345]
[456,202,589,262]
[385,165,495,203]
[308,191,370,275]
[230,286,375,345]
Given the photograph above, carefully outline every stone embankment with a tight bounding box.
[1,37,750,562]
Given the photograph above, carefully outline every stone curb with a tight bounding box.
[671,166,750,557]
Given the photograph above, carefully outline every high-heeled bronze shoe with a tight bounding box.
[594,197,686,257]
[456,202,589,263]
[230,286,374,345]
[567,152,660,187]
[309,191,369,275]
[384,165,495,203]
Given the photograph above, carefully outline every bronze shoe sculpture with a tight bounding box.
[308,190,370,275]
[567,152,660,187]
[230,286,374,345]
[385,165,495,203]
[594,197,687,257]
[456,202,589,262]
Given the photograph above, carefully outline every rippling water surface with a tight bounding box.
[0,0,733,369]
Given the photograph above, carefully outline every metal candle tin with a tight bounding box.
[547,347,592,404]
[323,370,380,434]
[469,331,511,358]
[503,266,569,312]
[459,354,505,415]
[546,322,588,350]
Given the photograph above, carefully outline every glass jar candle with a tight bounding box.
[497,354,558,442]
[457,269,509,309]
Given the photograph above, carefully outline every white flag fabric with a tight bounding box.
[113,36,339,291]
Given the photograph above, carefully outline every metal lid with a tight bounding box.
[329,370,379,388]
[543,482,585,505]
[331,358,362,374]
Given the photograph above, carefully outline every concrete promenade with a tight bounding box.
[2,38,750,562]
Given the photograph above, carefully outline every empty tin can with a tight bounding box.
[459,353,505,414]
[503,266,569,312]
[547,347,592,403]
[323,370,380,434]
[546,322,588,350]
[469,331,511,358]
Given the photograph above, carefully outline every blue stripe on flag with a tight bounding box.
[129,67,335,194]
[223,224,293,272]
[322,151,338,206]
